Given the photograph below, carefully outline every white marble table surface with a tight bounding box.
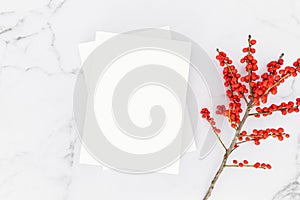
[0,0,300,199]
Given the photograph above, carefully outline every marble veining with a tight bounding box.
[0,0,78,200]
[273,134,300,200]
[0,0,300,199]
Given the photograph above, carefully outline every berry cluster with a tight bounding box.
[293,59,300,68]
[200,108,221,134]
[237,128,289,146]
[231,160,272,169]
[253,98,300,117]
[256,62,299,106]
[216,105,226,115]
[216,50,248,128]
[240,37,260,102]
[239,37,300,106]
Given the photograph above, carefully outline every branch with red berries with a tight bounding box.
[201,35,300,200]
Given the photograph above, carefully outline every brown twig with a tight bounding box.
[225,164,267,169]
[249,106,299,116]
[203,100,254,200]
[210,124,227,151]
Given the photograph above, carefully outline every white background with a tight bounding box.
[0,0,300,200]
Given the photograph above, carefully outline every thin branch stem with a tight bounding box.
[225,164,267,169]
[249,106,299,116]
[203,100,253,200]
[212,128,227,151]
[235,139,254,145]
[235,133,287,145]
[279,53,285,59]
[247,35,254,99]
[207,119,227,151]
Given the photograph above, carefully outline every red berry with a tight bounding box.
[281,110,287,115]
[241,131,247,136]
[278,128,284,133]
[250,40,256,45]
[254,162,260,168]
